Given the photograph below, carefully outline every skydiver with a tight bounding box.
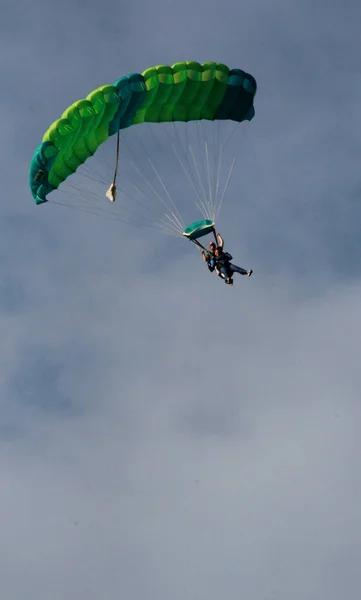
[210,246,253,286]
[201,233,224,271]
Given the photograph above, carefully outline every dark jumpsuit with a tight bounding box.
[209,252,248,280]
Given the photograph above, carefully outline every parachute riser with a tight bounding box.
[212,227,218,245]
[190,238,207,251]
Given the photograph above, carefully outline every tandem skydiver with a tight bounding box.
[202,235,252,286]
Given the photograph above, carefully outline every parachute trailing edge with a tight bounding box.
[29,62,257,205]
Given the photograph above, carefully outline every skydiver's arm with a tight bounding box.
[216,233,224,249]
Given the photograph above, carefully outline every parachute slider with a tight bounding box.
[183,219,215,241]
[106,182,116,202]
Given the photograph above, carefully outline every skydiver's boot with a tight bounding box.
[225,278,233,286]
[247,270,253,277]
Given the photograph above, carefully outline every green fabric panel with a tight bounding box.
[181,63,215,121]
[199,63,229,120]
[142,65,174,122]
[157,63,190,122]
[133,62,229,124]
[179,62,204,120]
[118,75,147,129]
[42,118,76,187]
[214,70,245,119]
[133,66,172,124]
[86,85,120,150]
[140,67,166,108]
[171,62,203,121]
[43,87,119,189]
[61,99,96,170]
[110,74,147,134]
[109,76,133,135]
[216,69,257,121]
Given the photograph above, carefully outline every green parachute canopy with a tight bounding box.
[29,62,257,206]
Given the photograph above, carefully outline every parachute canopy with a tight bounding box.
[29,61,257,206]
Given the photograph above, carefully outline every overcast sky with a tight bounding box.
[1,0,361,599]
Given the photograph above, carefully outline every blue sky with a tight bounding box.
[1,0,361,598]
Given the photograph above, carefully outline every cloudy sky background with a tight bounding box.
[1,0,361,598]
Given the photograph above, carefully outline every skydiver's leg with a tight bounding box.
[218,264,234,285]
[219,265,231,279]
[229,263,250,276]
